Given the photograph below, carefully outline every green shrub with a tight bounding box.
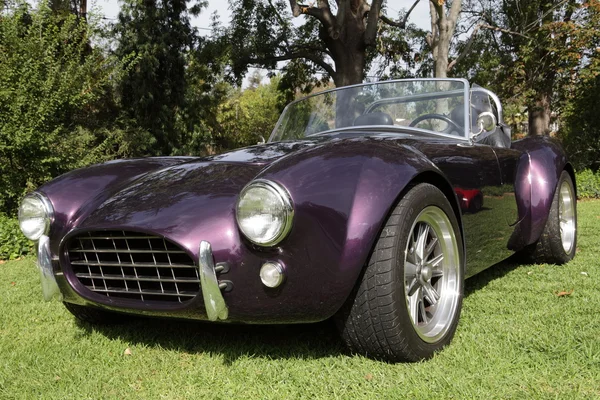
[0,215,33,261]
[0,2,131,215]
[576,169,600,199]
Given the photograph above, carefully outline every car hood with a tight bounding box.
[68,133,441,250]
[69,141,308,248]
[201,140,319,165]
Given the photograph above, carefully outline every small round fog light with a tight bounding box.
[260,262,285,288]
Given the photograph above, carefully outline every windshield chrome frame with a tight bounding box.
[268,78,471,142]
[306,125,469,141]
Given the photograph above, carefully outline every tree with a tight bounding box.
[561,40,600,170]
[459,0,600,135]
[214,77,286,150]
[0,1,128,214]
[113,0,206,155]
[227,0,422,87]
[426,0,462,78]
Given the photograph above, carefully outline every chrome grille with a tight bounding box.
[67,231,199,303]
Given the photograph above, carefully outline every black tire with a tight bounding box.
[63,302,129,325]
[524,171,577,264]
[335,183,464,362]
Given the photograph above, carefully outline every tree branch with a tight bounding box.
[268,0,292,48]
[288,0,301,17]
[379,0,420,29]
[447,22,530,72]
[248,51,337,78]
[448,0,462,30]
[447,23,481,71]
[478,23,530,39]
[288,1,337,38]
[365,0,383,46]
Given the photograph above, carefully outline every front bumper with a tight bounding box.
[42,237,230,322]
[37,235,61,301]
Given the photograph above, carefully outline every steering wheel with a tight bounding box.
[409,113,461,133]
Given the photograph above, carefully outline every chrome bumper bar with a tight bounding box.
[199,241,229,321]
[38,235,61,301]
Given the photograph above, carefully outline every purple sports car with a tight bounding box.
[19,79,577,362]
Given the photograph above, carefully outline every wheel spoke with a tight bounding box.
[405,261,418,277]
[415,224,429,263]
[409,289,420,324]
[406,277,420,296]
[423,282,440,305]
[425,236,438,259]
[419,297,428,324]
[427,253,444,269]
[431,269,444,278]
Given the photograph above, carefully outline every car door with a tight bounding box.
[416,140,519,276]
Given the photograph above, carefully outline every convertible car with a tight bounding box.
[19,79,577,362]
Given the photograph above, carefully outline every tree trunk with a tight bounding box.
[332,49,365,87]
[528,92,551,136]
[330,46,364,127]
[434,23,450,78]
[428,0,462,79]
[321,4,366,88]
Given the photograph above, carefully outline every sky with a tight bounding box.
[95,0,432,32]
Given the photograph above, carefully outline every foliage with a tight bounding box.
[112,0,207,156]
[0,1,130,214]
[575,169,600,199]
[225,0,415,88]
[0,214,32,260]
[561,56,600,171]
[459,0,600,135]
[213,76,285,150]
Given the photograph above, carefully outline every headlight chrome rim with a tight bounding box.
[236,179,294,247]
[18,192,54,241]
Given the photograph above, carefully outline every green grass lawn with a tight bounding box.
[1,201,599,399]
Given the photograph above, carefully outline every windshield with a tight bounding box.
[269,79,469,142]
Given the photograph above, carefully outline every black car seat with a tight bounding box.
[354,112,394,126]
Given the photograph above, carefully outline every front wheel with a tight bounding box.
[335,183,464,362]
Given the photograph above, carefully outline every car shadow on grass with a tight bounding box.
[73,253,529,363]
[464,253,525,297]
[75,317,347,364]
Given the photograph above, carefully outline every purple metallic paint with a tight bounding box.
[41,132,572,324]
[40,157,194,256]
[511,136,570,247]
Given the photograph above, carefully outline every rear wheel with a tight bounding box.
[525,171,577,264]
[336,183,464,362]
[63,302,128,325]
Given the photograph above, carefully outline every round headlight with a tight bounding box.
[18,192,54,240]
[236,180,294,246]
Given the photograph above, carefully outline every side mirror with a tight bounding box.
[476,112,497,133]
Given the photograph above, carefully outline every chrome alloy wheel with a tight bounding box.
[404,206,461,343]
[559,180,576,254]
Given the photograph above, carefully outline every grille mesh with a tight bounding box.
[67,231,199,303]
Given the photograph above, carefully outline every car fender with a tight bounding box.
[256,137,460,319]
[38,157,195,254]
[511,136,574,248]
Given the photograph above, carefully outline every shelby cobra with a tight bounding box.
[19,79,577,362]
